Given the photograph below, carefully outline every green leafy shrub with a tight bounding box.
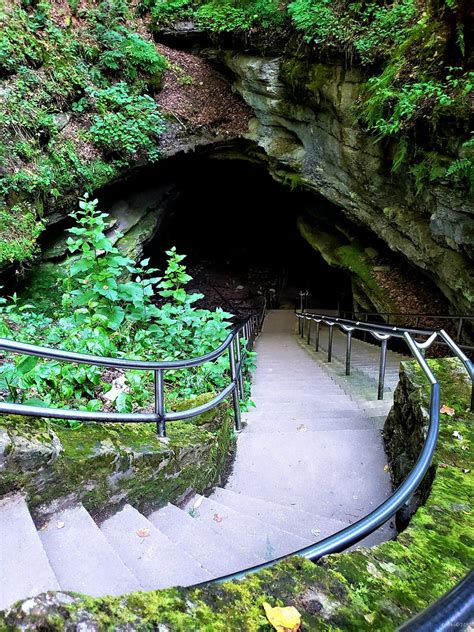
[287,0,353,48]
[98,26,167,87]
[0,204,44,266]
[88,83,164,160]
[147,0,285,31]
[0,1,168,263]
[0,196,248,419]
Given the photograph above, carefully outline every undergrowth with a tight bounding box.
[144,0,473,194]
[0,195,255,423]
[0,0,168,267]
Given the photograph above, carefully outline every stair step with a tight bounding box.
[227,429,391,520]
[100,504,210,589]
[249,402,360,414]
[244,414,382,432]
[211,487,346,542]
[0,494,59,610]
[148,503,262,577]
[188,497,311,562]
[39,504,141,597]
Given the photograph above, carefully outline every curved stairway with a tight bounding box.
[0,310,400,609]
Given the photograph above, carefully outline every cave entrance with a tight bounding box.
[140,153,352,319]
[97,147,353,320]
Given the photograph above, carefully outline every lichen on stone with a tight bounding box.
[0,394,234,520]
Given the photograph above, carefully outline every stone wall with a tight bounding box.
[212,51,473,314]
[0,394,233,521]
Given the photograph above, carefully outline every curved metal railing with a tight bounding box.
[298,312,474,406]
[1,306,471,626]
[204,313,473,618]
[340,309,474,349]
[0,301,267,436]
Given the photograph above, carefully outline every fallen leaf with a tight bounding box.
[56,521,65,529]
[213,513,223,523]
[440,405,455,416]
[383,464,389,472]
[263,602,301,631]
[297,425,307,432]
[452,431,463,440]
[137,528,150,537]
[311,528,321,537]
[193,496,204,510]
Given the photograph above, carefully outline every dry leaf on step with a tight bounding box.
[56,521,65,529]
[262,602,301,631]
[297,425,307,432]
[193,496,204,510]
[137,528,150,537]
[440,405,455,416]
[213,513,223,523]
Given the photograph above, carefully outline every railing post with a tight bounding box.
[457,317,463,343]
[300,317,305,339]
[154,369,166,437]
[378,339,388,400]
[328,325,334,363]
[315,321,320,352]
[228,341,242,432]
[345,331,352,376]
[235,332,244,399]
[307,319,312,345]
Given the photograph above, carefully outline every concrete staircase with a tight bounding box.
[0,310,400,610]
[303,321,407,417]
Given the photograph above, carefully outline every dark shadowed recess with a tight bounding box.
[99,147,354,318]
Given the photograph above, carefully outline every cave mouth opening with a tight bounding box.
[124,151,355,320]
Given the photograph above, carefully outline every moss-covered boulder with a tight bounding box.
[0,394,233,520]
[1,358,471,629]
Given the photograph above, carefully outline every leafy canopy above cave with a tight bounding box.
[146,0,473,193]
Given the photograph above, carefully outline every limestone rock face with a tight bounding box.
[220,52,473,313]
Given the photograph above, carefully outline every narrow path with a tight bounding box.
[199,310,394,546]
[0,310,398,608]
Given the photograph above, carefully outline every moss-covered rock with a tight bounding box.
[1,359,472,630]
[0,394,234,520]
[218,51,474,315]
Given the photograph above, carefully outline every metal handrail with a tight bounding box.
[398,569,474,630]
[298,312,474,403]
[202,313,473,623]
[340,309,473,348]
[0,301,267,436]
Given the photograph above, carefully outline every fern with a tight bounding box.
[446,158,474,192]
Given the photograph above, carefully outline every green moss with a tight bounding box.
[0,202,44,267]
[1,359,471,630]
[297,217,396,313]
[0,1,168,271]
[280,58,333,107]
[0,395,234,515]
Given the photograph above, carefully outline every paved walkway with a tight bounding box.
[0,310,398,608]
